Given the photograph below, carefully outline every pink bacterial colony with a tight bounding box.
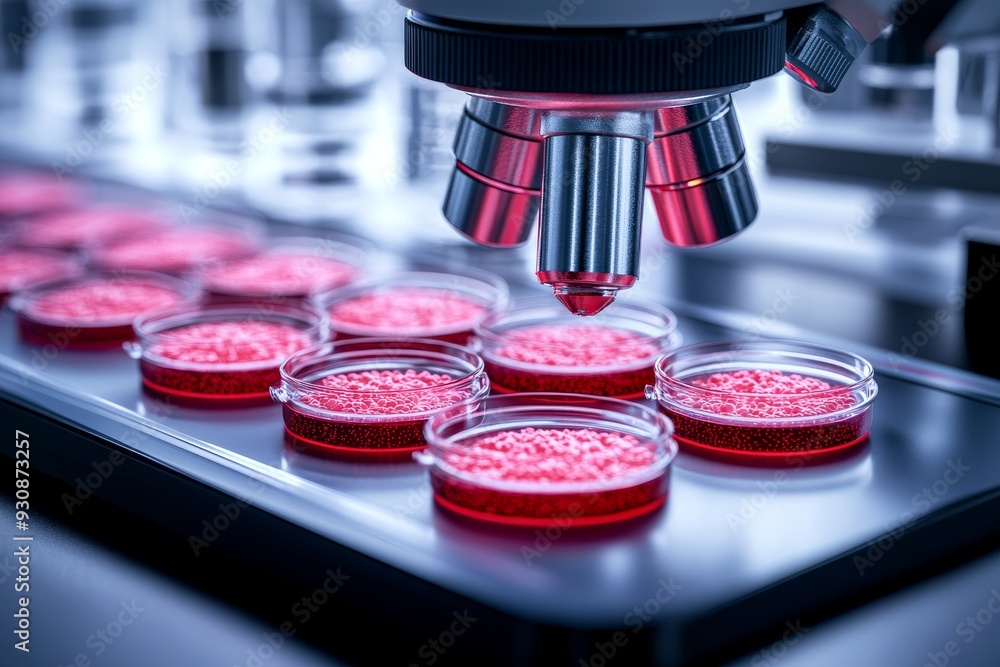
[20,208,162,248]
[679,369,856,417]
[27,280,184,325]
[300,369,467,415]
[0,249,77,295]
[444,427,657,483]
[93,229,254,273]
[493,324,659,366]
[328,288,486,336]
[149,321,312,364]
[202,253,357,297]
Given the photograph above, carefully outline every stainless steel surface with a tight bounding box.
[2,295,999,664]
[2,4,1000,661]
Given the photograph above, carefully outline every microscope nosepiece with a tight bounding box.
[646,95,758,247]
[441,99,543,247]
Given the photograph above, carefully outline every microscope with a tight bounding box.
[398,0,894,315]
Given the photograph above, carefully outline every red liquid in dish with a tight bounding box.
[92,228,256,274]
[17,278,185,348]
[140,321,313,405]
[327,288,486,344]
[283,369,471,458]
[659,369,870,458]
[17,207,164,249]
[431,427,668,525]
[0,249,79,304]
[0,173,78,217]
[201,252,358,298]
[482,324,660,398]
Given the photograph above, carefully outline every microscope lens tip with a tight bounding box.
[553,290,616,317]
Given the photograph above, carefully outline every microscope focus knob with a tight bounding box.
[784,5,867,94]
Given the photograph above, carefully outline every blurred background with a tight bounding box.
[1,0,998,377]
[2,1,1000,666]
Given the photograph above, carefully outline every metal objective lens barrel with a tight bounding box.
[645,95,757,247]
[536,123,648,316]
[441,98,543,247]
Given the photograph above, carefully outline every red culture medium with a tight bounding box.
[422,394,677,527]
[649,341,877,462]
[275,339,489,460]
[0,172,79,217]
[15,206,166,249]
[430,427,668,525]
[0,248,81,305]
[12,273,189,349]
[199,245,362,299]
[131,303,327,407]
[482,324,660,398]
[475,299,681,398]
[317,271,508,346]
[91,227,257,274]
[328,288,486,344]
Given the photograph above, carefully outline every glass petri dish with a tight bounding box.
[0,247,83,305]
[14,205,170,250]
[420,393,678,527]
[10,271,193,349]
[315,269,508,345]
[89,218,261,275]
[128,301,328,407]
[646,340,878,463]
[474,298,682,399]
[0,171,80,218]
[273,338,489,461]
[196,236,370,300]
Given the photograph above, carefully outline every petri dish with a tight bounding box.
[90,219,260,275]
[474,298,681,398]
[10,271,192,349]
[128,301,328,407]
[420,393,677,526]
[273,338,489,461]
[647,340,878,462]
[197,236,368,300]
[316,269,508,345]
[0,247,83,305]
